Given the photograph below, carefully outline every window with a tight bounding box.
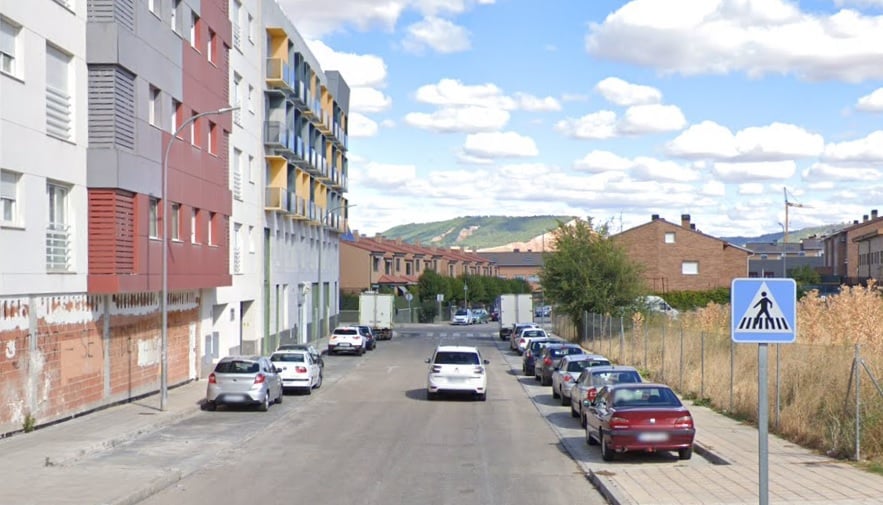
[247,84,254,112]
[171,98,181,134]
[46,182,71,271]
[191,208,199,243]
[231,0,242,50]
[208,121,217,154]
[232,148,242,200]
[190,12,200,49]
[248,225,255,253]
[1,169,19,225]
[171,203,180,240]
[207,29,216,64]
[1,17,20,76]
[664,232,675,244]
[247,13,254,42]
[372,256,380,272]
[385,260,392,275]
[170,0,180,33]
[148,0,158,16]
[208,211,216,245]
[682,261,699,275]
[395,258,401,271]
[148,198,159,238]
[232,223,242,273]
[149,85,161,127]
[46,44,73,140]
[248,155,254,183]
[190,111,200,147]
[231,73,242,125]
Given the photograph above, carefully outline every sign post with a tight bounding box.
[731,278,797,505]
[436,293,444,324]
[405,292,413,323]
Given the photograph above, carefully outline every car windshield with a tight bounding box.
[567,361,589,372]
[612,387,681,407]
[455,310,468,316]
[214,360,259,374]
[270,353,305,362]
[434,351,480,365]
[593,370,641,385]
[550,347,581,358]
[523,330,544,337]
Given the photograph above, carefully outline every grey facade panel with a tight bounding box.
[87,0,135,31]
[325,71,350,112]
[88,65,136,151]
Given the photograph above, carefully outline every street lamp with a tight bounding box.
[161,106,238,411]
[314,203,354,350]
[464,282,468,309]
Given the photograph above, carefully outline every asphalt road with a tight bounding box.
[101,324,608,505]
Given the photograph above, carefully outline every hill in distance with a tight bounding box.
[381,216,849,252]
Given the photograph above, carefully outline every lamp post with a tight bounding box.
[161,106,238,411]
[464,282,468,310]
[314,203,353,350]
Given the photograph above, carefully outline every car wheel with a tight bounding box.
[600,432,614,461]
[570,403,578,418]
[580,412,587,428]
[586,428,597,446]
[552,387,560,399]
[203,401,216,411]
[276,389,283,404]
[358,347,365,356]
[427,391,437,401]
[678,446,693,460]
[259,395,270,412]
[316,373,323,389]
[304,385,312,395]
[477,393,487,402]
[561,393,570,406]
[541,375,551,386]
[534,373,540,382]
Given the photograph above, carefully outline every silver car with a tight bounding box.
[551,354,611,406]
[205,355,284,412]
[569,365,643,427]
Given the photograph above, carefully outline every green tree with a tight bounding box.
[539,218,645,323]
[418,269,447,304]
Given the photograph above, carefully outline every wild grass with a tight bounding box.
[558,283,883,464]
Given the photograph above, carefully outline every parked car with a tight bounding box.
[535,305,552,318]
[551,353,611,405]
[509,323,541,351]
[276,343,324,368]
[270,349,323,394]
[327,326,365,355]
[451,308,472,325]
[516,327,550,355]
[490,309,500,322]
[204,355,284,412]
[522,337,562,376]
[570,365,643,426]
[425,345,489,401]
[471,309,489,324]
[357,325,377,350]
[535,343,588,385]
[584,383,695,461]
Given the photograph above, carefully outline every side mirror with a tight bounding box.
[483,359,490,365]
[275,367,283,374]
[424,358,431,364]
[582,399,591,408]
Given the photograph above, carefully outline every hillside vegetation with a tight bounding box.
[381,215,575,250]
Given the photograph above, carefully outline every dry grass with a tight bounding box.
[555,285,883,463]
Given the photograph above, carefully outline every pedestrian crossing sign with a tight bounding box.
[731,278,797,343]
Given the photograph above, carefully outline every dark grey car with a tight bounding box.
[534,344,586,386]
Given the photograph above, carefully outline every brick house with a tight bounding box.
[823,209,883,283]
[476,250,544,289]
[613,214,751,292]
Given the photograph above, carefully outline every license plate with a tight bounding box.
[337,343,350,347]
[638,432,669,442]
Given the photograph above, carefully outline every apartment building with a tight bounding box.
[613,214,751,292]
[823,209,883,283]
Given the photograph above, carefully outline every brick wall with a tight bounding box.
[0,292,201,435]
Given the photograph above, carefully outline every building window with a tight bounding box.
[190,111,200,147]
[231,0,242,51]
[171,203,180,240]
[1,169,19,225]
[247,13,254,42]
[247,84,254,112]
[148,85,161,127]
[682,261,699,275]
[385,260,392,274]
[232,148,242,200]
[46,182,71,271]
[208,211,216,245]
[232,223,241,273]
[170,0,180,33]
[248,225,255,253]
[208,121,217,154]
[191,208,199,243]
[372,257,380,272]
[148,0,158,16]
[46,44,73,141]
[148,198,159,238]
[207,30,216,63]
[395,258,401,271]
[171,98,181,134]
[190,12,200,49]
[231,73,242,125]
[665,232,675,244]
[406,262,412,276]
[1,17,20,77]
[247,154,254,183]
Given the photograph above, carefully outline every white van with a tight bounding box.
[640,295,679,317]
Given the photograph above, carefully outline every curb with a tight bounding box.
[109,470,184,505]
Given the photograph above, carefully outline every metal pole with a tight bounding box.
[700,331,705,399]
[775,344,780,429]
[730,339,735,412]
[161,106,237,411]
[759,343,769,505]
[855,344,861,461]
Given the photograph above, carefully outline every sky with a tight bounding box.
[279,0,883,238]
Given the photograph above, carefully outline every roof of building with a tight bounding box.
[615,214,753,254]
[476,251,545,267]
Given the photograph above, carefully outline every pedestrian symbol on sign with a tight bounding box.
[736,282,790,332]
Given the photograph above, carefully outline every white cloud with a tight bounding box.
[357,162,418,187]
[462,131,539,159]
[573,150,633,172]
[457,152,496,165]
[412,0,496,16]
[349,113,380,137]
[514,93,562,111]
[738,183,766,195]
[631,156,700,181]
[822,131,883,162]
[803,162,881,181]
[404,106,510,132]
[306,41,392,115]
[555,110,618,139]
[712,160,797,182]
[414,79,517,109]
[595,77,662,106]
[277,1,407,38]
[856,88,883,112]
[667,121,824,160]
[701,180,726,197]
[586,0,883,82]
[619,104,687,134]
[351,88,393,113]
[402,17,471,54]
[561,93,589,102]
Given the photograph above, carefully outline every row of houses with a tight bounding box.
[0,0,352,434]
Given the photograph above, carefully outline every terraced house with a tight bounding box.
[0,0,350,435]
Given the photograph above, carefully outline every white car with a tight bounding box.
[425,345,489,401]
[516,327,548,354]
[327,326,365,355]
[451,308,472,325]
[270,349,323,394]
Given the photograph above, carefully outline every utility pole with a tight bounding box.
[783,187,808,279]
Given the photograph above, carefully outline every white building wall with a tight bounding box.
[213,0,266,360]
[0,1,88,295]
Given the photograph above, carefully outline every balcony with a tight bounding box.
[46,222,71,272]
[265,186,288,211]
[232,248,242,274]
[300,90,314,117]
[232,167,243,201]
[232,22,241,51]
[265,58,295,93]
[316,109,332,134]
[291,80,306,105]
[287,194,309,220]
[264,121,300,156]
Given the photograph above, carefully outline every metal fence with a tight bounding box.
[550,311,883,461]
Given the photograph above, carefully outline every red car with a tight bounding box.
[584,383,695,461]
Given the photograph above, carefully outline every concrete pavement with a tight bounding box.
[2,325,883,505]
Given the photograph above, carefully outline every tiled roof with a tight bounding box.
[616,217,752,254]
[476,251,544,267]
[343,235,495,266]
[376,274,418,284]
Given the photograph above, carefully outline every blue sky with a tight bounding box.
[281,0,883,238]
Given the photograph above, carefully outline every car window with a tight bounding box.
[455,309,468,316]
[334,328,358,335]
[564,347,584,355]
[434,351,480,365]
[214,360,259,374]
[270,353,305,362]
[566,360,588,372]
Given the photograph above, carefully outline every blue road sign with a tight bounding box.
[731,278,797,344]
